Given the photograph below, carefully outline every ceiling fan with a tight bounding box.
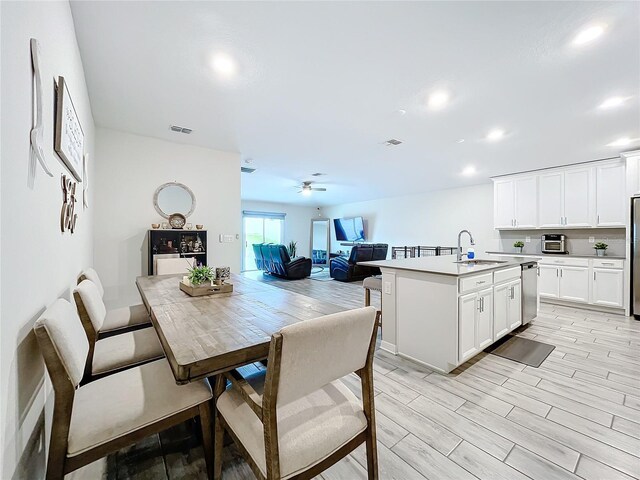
[296,181,326,196]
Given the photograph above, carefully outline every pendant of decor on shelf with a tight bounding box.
[29,38,54,188]
[60,174,78,233]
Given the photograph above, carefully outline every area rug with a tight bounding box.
[486,335,555,367]
[310,268,333,281]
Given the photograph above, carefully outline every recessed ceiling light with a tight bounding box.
[599,96,627,109]
[427,90,450,110]
[457,139,465,144]
[572,25,606,46]
[606,137,632,147]
[212,53,237,77]
[398,109,407,116]
[462,165,477,176]
[486,128,505,141]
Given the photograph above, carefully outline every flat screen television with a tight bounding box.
[334,217,365,242]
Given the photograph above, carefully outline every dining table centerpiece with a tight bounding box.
[180,264,233,296]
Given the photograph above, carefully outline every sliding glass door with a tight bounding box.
[242,211,285,271]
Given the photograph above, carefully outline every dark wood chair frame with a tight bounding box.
[213,312,380,480]
[34,322,215,480]
[77,274,152,338]
[73,290,163,384]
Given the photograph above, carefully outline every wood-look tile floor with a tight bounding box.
[68,273,640,480]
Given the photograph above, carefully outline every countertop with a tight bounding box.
[486,251,626,260]
[359,255,534,277]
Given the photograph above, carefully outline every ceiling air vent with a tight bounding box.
[241,167,256,173]
[311,172,326,177]
[385,138,402,146]
[169,125,193,134]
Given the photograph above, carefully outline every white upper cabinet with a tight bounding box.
[494,180,515,229]
[494,159,624,230]
[514,176,538,228]
[596,162,626,227]
[494,176,537,229]
[563,167,594,227]
[538,172,564,228]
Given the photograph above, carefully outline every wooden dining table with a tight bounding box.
[136,273,348,384]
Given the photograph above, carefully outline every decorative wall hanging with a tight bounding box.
[82,152,89,209]
[29,38,53,187]
[54,76,84,181]
[60,174,78,233]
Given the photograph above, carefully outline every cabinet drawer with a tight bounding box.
[459,273,493,293]
[539,257,589,267]
[493,266,521,284]
[592,259,624,269]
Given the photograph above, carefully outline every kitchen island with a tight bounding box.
[359,255,537,373]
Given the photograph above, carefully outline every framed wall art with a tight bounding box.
[54,76,84,182]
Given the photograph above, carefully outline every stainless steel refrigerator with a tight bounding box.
[633,197,640,319]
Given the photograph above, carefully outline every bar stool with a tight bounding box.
[363,276,382,325]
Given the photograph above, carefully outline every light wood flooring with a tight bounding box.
[70,272,640,480]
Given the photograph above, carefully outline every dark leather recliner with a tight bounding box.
[330,244,388,282]
[253,243,312,280]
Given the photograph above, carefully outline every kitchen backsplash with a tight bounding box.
[498,228,626,257]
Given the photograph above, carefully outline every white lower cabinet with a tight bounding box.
[592,268,624,308]
[458,287,494,363]
[494,279,522,341]
[537,258,624,310]
[559,266,589,303]
[538,265,559,298]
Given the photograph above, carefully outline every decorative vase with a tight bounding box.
[596,249,605,257]
[515,247,523,254]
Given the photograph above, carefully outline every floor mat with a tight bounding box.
[485,334,555,367]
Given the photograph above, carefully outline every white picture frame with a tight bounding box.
[54,76,84,182]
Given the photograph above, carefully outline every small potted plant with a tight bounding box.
[513,241,524,254]
[187,264,215,286]
[594,242,608,257]
[288,240,297,258]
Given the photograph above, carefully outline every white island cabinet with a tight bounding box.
[359,256,532,374]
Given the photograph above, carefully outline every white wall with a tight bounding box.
[1,2,95,477]
[94,128,241,308]
[241,200,317,265]
[323,183,499,256]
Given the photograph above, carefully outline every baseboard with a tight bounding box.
[540,298,625,316]
[379,340,396,354]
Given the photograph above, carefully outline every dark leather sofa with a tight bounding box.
[330,244,388,282]
[253,243,312,280]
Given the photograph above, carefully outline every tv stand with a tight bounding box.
[339,242,369,247]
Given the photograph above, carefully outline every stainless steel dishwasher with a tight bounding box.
[521,261,538,324]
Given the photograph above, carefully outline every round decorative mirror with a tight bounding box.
[153,182,196,219]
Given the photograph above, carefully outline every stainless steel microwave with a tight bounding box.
[541,234,567,254]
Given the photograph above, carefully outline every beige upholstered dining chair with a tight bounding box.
[74,280,164,380]
[214,306,380,480]
[156,256,196,275]
[34,299,214,480]
[78,267,151,334]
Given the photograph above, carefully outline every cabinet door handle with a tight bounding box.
[556,268,559,277]
[597,214,600,224]
[477,280,486,285]
[601,262,614,266]
[560,269,563,278]
[594,271,596,281]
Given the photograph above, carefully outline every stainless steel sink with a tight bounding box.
[454,260,508,266]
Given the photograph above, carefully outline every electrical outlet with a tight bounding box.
[525,236,531,243]
[589,236,595,243]
[384,282,392,295]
